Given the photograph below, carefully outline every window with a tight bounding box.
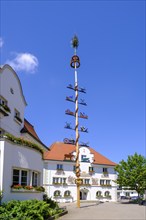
[21,170,27,186]
[84,179,90,185]
[89,167,94,172]
[14,109,22,123]
[106,180,111,185]
[100,179,104,185]
[96,191,102,197]
[81,155,86,161]
[0,96,7,106]
[53,177,66,185]
[73,165,76,171]
[0,129,5,137]
[53,177,59,184]
[54,190,61,197]
[32,172,38,187]
[126,192,130,197]
[60,178,66,184]
[12,168,40,187]
[15,109,20,117]
[0,96,10,113]
[64,190,71,197]
[103,168,108,173]
[13,169,27,186]
[13,169,20,185]
[57,164,63,170]
[104,191,110,197]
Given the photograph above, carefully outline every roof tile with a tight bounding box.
[43,142,116,166]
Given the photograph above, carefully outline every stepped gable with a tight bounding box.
[43,142,116,166]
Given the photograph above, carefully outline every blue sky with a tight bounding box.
[1,1,145,163]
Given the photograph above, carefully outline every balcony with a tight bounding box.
[81,183,91,186]
[0,104,11,116]
[53,183,67,186]
[100,184,111,187]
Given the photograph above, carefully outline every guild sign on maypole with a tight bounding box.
[64,35,88,208]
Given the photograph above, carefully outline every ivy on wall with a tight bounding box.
[1,133,44,154]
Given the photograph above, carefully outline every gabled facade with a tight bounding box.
[43,142,117,202]
[0,65,48,202]
[0,64,117,203]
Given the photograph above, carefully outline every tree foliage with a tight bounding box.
[0,199,63,219]
[115,153,146,195]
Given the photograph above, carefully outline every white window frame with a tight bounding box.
[12,168,40,187]
[12,168,28,186]
[84,179,90,185]
[0,96,7,106]
[32,171,38,187]
[57,164,63,170]
[103,167,108,173]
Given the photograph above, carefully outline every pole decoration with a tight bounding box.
[70,35,80,68]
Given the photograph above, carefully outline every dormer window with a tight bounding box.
[14,109,22,124]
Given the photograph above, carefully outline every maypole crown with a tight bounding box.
[71,35,79,49]
[70,35,80,68]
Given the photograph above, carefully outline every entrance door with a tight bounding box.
[83,192,87,200]
[80,191,82,200]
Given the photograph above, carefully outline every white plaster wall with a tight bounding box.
[43,160,117,202]
[0,141,4,192]
[21,133,47,151]
[2,140,44,202]
[0,66,26,136]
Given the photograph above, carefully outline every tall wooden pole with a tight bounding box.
[70,35,81,208]
[74,62,80,208]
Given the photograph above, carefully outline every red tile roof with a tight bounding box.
[43,142,116,166]
[23,119,40,140]
[21,119,48,149]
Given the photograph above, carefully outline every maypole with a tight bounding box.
[70,35,80,208]
[64,35,88,208]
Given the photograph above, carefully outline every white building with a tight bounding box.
[0,64,117,203]
[44,142,117,202]
[117,187,138,199]
[0,64,48,202]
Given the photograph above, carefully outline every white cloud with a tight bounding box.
[0,37,4,48]
[7,53,39,73]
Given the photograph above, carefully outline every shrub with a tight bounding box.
[43,194,59,209]
[0,199,63,220]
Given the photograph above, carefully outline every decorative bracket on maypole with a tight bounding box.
[70,55,80,68]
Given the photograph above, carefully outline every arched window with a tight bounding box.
[104,191,111,198]
[54,190,61,197]
[64,190,71,197]
[96,191,102,197]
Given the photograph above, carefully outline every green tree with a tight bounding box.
[115,153,146,196]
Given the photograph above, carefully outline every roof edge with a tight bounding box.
[0,64,27,106]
